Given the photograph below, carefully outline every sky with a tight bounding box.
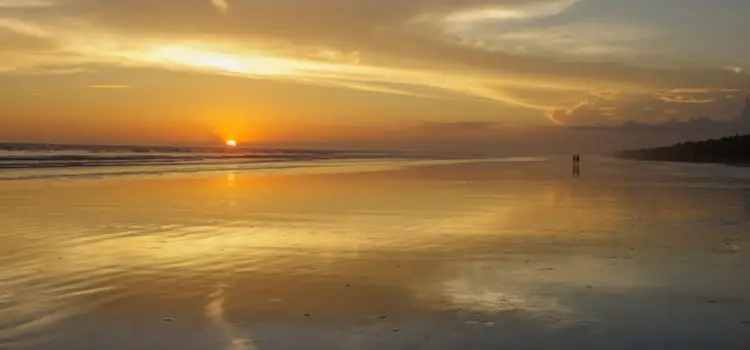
[0,0,749,153]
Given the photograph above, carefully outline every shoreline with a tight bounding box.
[614,154,750,167]
[615,134,750,167]
[0,157,498,182]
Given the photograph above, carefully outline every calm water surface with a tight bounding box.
[1,157,749,349]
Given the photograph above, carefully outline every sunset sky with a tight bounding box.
[1,0,749,152]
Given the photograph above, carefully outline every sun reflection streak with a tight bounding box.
[206,285,257,350]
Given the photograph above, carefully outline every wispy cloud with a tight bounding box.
[0,0,54,8]
[87,84,132,89]
[440,0,581,24]
[448,20,655,59]
[0,0,748,128]
[668,88,739,94]
[544,98,594,125]
[657,95,715,104]
[0,19,620,115]
[725,66,744,74]
[210,0,229,14]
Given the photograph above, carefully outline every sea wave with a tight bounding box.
[0,143,454,180]
[0,144,413,169]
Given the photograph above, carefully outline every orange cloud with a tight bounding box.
[657,96,715,104]
[87,84,132,89]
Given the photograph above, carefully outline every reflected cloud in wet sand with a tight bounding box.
[0,157,749,349]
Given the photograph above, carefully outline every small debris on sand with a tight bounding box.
[163,318,174,322]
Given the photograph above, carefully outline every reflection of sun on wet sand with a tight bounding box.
[0,157,749,349]
[206,285,257,350]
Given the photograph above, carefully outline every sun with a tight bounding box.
[226,140,237,147]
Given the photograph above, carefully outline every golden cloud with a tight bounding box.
[0,0,748,126]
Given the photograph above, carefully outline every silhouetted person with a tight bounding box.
[571,154,580,178]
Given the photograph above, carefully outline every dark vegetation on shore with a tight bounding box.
[616,134,750,164]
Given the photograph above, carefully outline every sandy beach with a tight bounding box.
[1,156,749,349]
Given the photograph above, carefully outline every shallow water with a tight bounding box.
[1,156,749,349]
[0,144,423,181]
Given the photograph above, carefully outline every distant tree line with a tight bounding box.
[616,134,750,164]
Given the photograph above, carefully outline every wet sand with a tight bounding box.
[1,156,749,349]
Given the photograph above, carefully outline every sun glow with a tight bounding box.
[149,46,298,76]
[226,140,237,147]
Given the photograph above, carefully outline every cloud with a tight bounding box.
[540,88,750,127]
[654,87,743,104]
[0,18,618,114]
[0,18,50,38]
[414,121,500,134]
[445,19,655,59]
[597,106,618,112]
[0,0,749,127]
[439,0,581,24]
[657,95,715,104]
[511,94,750,153]
[350,95,750,154]
[566,107,750,149]
[725,66,744,74]
[0,24,56,52]
[544,98,594,125]
[0,0,54,8]
[210,0,228,13]
[668,88,739,94]
[87,84,131,89]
